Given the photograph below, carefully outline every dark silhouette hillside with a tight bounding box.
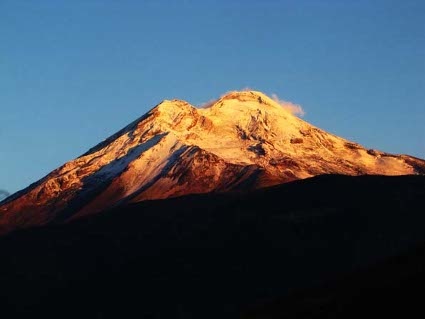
[0,174,424,318]
[243,241,425,318]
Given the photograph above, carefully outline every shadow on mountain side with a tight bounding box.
[0,174,424,318]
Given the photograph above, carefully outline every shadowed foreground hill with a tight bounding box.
[0,174,425,318]
[243,241,425,319]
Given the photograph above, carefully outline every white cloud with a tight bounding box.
[271,93,305,117]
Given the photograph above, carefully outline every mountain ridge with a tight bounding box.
[1,90,424,234]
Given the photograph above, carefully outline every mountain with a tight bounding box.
[0,174,424,318]
[1,90,424,233]
[0,190,9,201]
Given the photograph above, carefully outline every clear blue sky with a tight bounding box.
[1,0,424,194]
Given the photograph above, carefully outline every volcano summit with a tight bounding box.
[1,90,424,233]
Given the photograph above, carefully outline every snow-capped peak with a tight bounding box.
[1,90,424,234]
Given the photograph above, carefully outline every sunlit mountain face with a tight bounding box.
[1,90,424,234]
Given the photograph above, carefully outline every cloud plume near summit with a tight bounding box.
[198,90,305,117]
[271,94,305,117]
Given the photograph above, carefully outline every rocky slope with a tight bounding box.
[1,90,424,233]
